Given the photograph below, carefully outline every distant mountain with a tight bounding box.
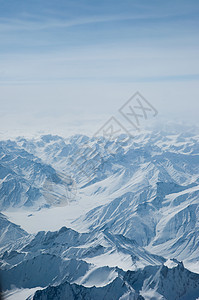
[0,130,199,299]
[0,139,75,210]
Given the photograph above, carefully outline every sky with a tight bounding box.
[0,0,199,137]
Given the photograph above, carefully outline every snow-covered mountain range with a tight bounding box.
[0,129,199,299]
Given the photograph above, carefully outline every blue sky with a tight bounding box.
[0,0,199,136]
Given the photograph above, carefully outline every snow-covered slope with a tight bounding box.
[30,277,140,300]
[74,182,199,268]
[29,261,199,300]
[0,213,28,247]
[0,226,164,292]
